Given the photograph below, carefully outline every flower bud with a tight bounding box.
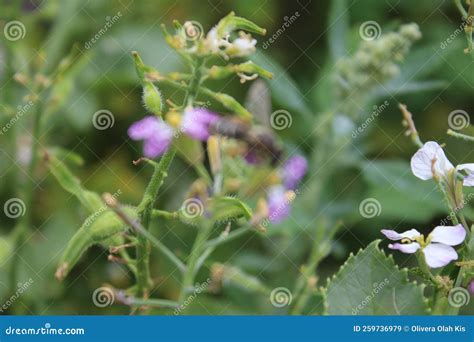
[142,81,163,115]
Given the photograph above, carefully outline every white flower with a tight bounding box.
[381,225,466,268]
[411,141,474,186]
[225,32,256,57]
[204,27,230,54]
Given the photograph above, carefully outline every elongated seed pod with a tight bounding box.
[55,206,137,281]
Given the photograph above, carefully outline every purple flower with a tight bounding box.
[128,116,173,158]
[283,155,308,189]
[411,141,474,186]
[181,107,219,141]
[381,225,466,268]
[267,185,292,224]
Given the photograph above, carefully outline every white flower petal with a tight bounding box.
[422,243,458,268]
[410,141,454,180]
[388,242,420,254]
[457,163,474,187]
[381,228,420,241]
[429,224,466,246]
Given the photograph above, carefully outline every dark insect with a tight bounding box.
[209,80,282,164]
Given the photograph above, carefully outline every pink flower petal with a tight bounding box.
[381,228,420,241]
[410,141,454,180]
[388,242,420,254]
[422,243,458,268]
[267,185,291,224]
[429,224,466,246]
[128,116,160,140]
[181,107,219,141]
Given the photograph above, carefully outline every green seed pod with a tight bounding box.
[55,206,137,281]
[213,92,252,120]
[142,81,163,115]
[216,12,266,37]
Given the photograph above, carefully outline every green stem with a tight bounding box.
[8,97,43,298]
[135,146,177,298]
[447,129,474,142]
[454,0,468,17]
[105,197,186,273]
[125,297,178,309]
[178,221,214,305]
[203,225,252,249]
[291,222,339,314]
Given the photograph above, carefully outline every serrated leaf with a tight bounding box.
[325,240,428,315]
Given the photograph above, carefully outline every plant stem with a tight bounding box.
[104,194,186,273]
[291,222,339,314]
[135,146,176,298]
[8,95,43,296]
[447,129,474,142]
[178,221,214,305]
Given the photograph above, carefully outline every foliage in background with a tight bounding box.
[0,0,473,315]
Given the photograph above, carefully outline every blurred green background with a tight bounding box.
[0,0,473,314]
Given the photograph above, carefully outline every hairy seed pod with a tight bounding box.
[55,207,136,281]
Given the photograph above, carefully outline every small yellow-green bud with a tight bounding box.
[142,82,163,115]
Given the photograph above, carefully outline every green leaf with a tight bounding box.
[327,0,349,60]
[45,149,103,213]
[324,240,428,315]
[362,160,445,222]
[209,196,253,223]
[0,236,12,269]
